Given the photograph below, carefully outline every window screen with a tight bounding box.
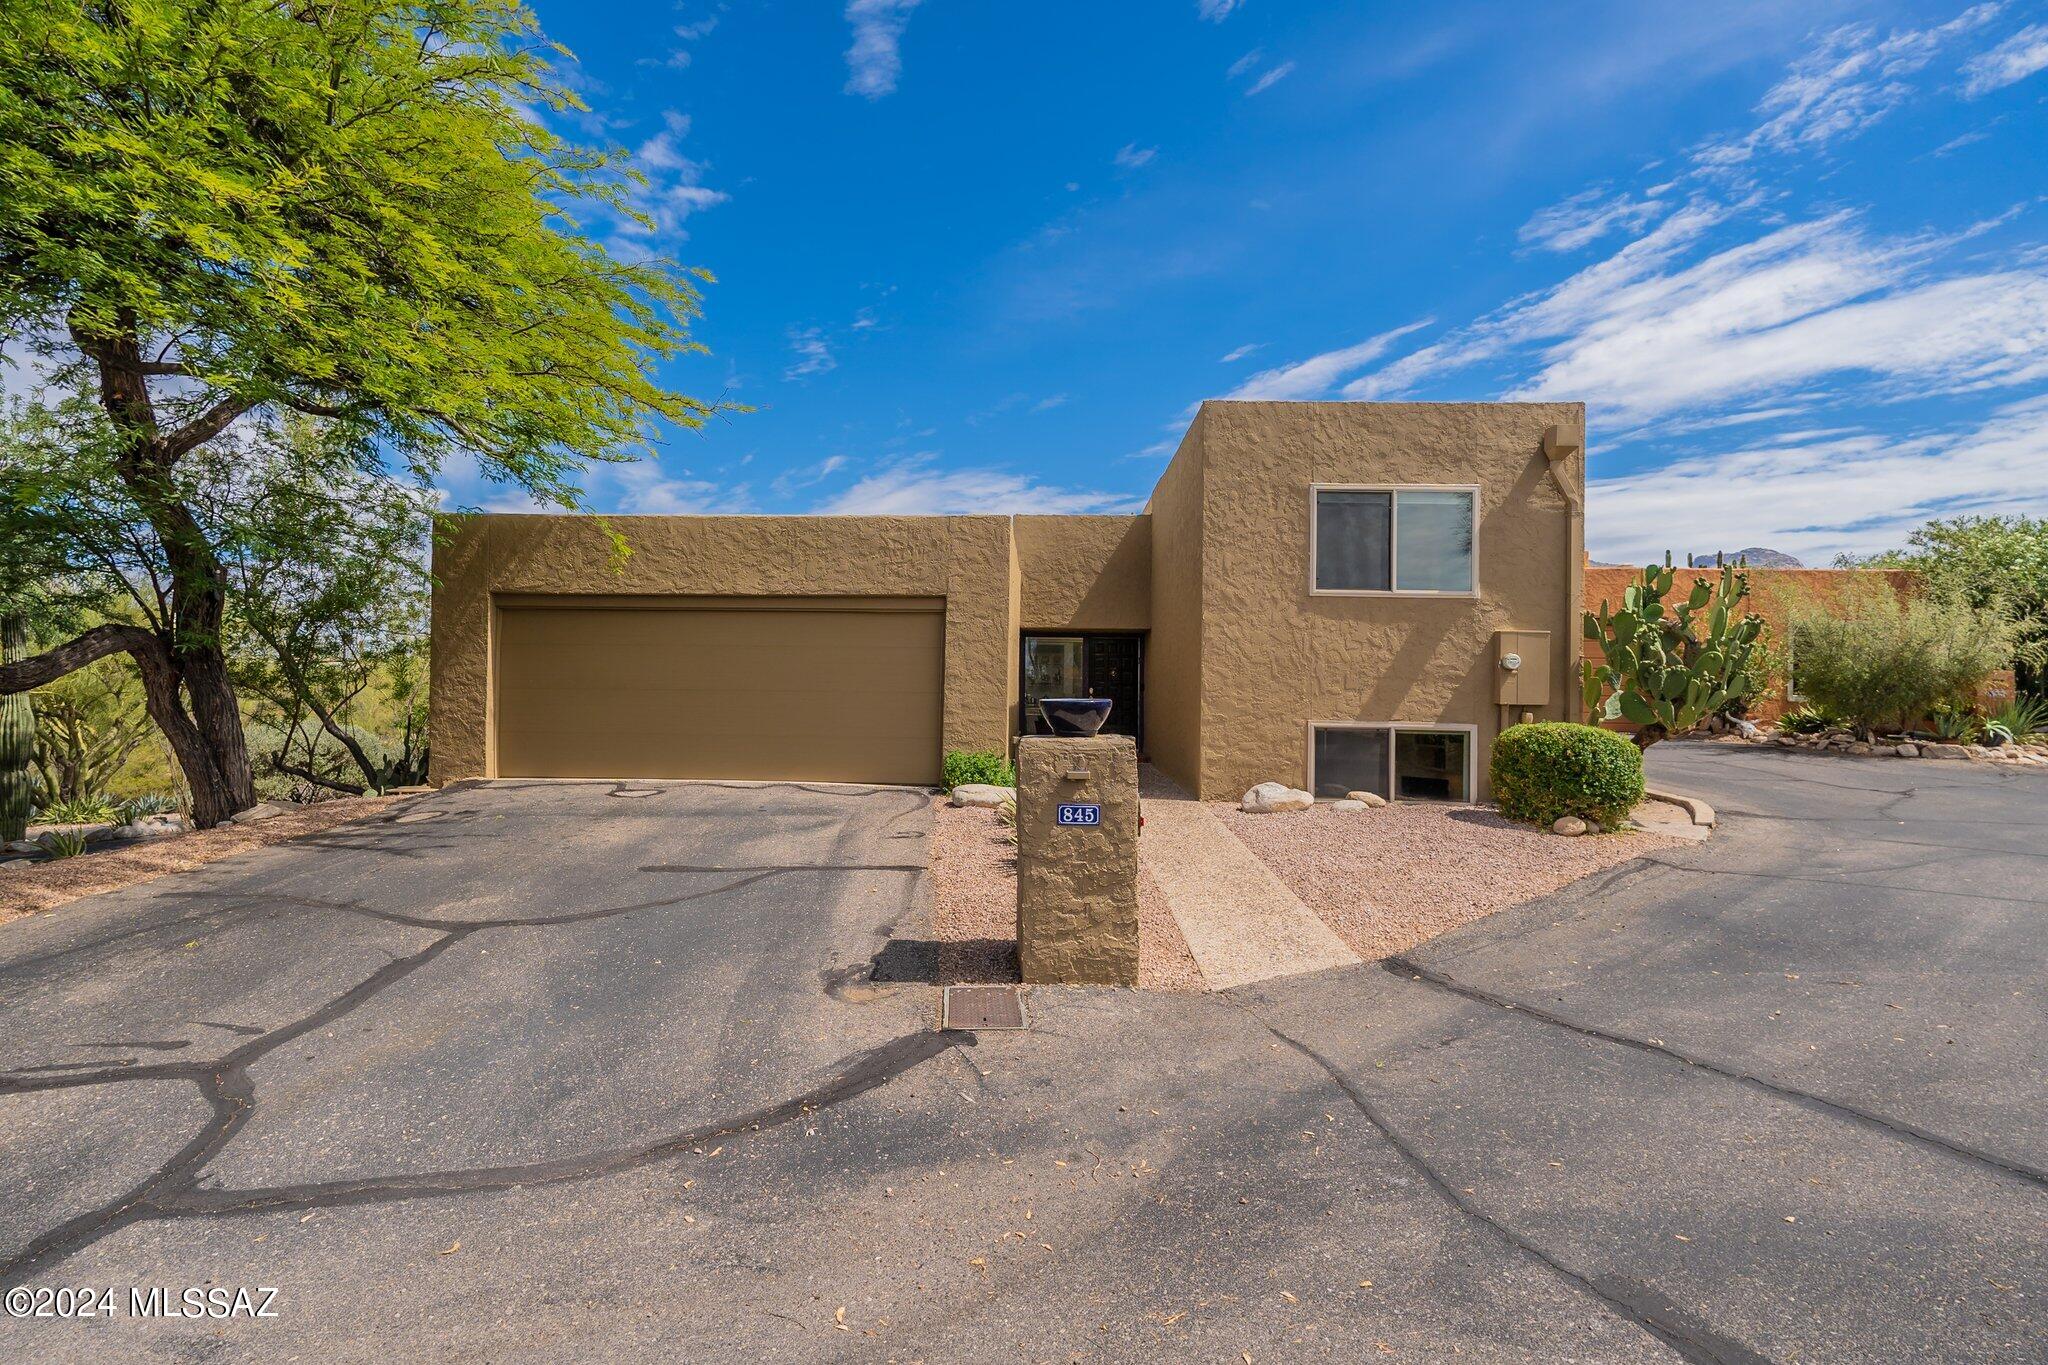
[1393,490,1475,593]
[1314,490,1392,592]
[1394,730,1468,801]
[1312,727,1389,799]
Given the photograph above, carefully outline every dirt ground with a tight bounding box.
[0,797,399,925]
[1216,801,1680,961]
[928,799,1203,991]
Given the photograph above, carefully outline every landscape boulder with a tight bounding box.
[1920,743,1970,760]
[1241,782,1314,813]
[1330,799,1368,812]
[949,783,1014,810]
[1343,790,1388,808]
[229,802,289,824]
[1552,816,1589,837]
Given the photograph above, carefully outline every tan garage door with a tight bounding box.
[494,598,944,784]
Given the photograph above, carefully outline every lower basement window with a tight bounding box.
[1310,724,1472,802]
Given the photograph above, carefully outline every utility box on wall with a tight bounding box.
[1494,630,1552,707]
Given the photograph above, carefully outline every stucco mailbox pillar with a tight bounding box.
[1015,735,1140,986]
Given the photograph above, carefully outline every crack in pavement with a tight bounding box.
[0,853,955,1285]
[1381,956,2048,1190]
[1226,998,1774,1365]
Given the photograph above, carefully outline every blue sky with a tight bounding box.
[446,0,2048,564]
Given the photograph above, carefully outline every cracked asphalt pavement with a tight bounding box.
[0,749,2042,1362]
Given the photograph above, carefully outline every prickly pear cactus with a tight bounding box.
[1581,557,1764,749]
[1,615,32,843]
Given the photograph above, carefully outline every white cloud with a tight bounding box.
[1226,49,1264,79]
[1519,187,1669,252]
[1692,6,2002,171]
[818,454,1137,515]
[783,327,836,381]
[1113,143,1157,170]
[770,455,849,496]
[1197,0,1245,21]
[844,0,922,99]
[1964,23,2048,95]
[1224,321,1432,401]
[626,111,729,235]
[1245,61,1296,96]
[1031,393,1069,413]
[1218,343,1262,363]
[1589,395,2048,563]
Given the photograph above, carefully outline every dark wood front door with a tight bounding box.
[1020,634,1143,749]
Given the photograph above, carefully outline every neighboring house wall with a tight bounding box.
[1143,415,1208,794]
[1013,515,1152,630]
[1178,401,1585,800]
[430,514,1017,782]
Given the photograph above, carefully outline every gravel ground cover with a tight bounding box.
[1216,801,1680,961]
[0,796,398,925]
[928,798,1203,991]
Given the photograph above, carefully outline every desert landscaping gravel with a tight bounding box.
[1216,802,1681,961]
[0,796,398,925]
[929,798,1202,991]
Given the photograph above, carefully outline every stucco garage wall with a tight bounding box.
[1013,515,1152,631]
[430,514,1017,783]
[1190,402,1583,800]
[1141,419,1208,794]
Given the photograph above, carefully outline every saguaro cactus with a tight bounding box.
[1582,558,1764,749]
[1,615,32,842]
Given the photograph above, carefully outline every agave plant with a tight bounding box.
[39,829,89,860]
[1775,706,1834,735]
[35,793,120,826]
[1583,559,1766,749]
[116,793,180,823]
[1990,694,2048,743]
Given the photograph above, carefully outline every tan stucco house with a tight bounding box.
[430,401,1586,801]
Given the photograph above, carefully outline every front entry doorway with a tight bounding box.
[1020,633,1143,750]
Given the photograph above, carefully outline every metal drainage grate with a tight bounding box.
[941,985,1027,1031]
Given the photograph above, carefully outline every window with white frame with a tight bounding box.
[1312,486,1477,594]
[1310,724,1473,801]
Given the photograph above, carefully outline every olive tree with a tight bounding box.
[0,0,711,824]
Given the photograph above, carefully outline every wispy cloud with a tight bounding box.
[1032,393,1069,413]
[1245,61,1296,96]
[1113,142,1157,170]
[770,455,849,496]
[1197,0,1245,21]
[1691,5,2002,172]
[844,0,922,99]
[1519,187,1670,252]
[1226,49,1264,79]
[818,454,1136,514]
[1589,395,2048,563]
[1964,22,2048,95]
[1218,343,1263,363]
[1223,321,1432,401]
[783,327,836,381]
[625,110,730,236]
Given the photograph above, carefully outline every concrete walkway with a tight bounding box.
[1137,771,1358,990]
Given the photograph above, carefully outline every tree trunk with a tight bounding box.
[0,623,255,829]
[1632,723,1668,751]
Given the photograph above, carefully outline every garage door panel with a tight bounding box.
[494,604,944,783]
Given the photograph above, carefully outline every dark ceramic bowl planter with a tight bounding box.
[1039,697,1113,736]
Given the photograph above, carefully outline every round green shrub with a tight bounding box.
[1489,722,1644,829]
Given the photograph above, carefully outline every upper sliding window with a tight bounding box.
[1312,486,1477,595]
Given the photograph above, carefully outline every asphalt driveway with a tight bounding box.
[1,751,2042,1362]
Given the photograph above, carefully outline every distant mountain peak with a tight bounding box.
[1687,547,1802,569]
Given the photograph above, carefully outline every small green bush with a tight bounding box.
[116,793,179,823]
[1789,588,2014,733]
[1775,705,1835,735]
[40,829,90,859]
[942,749,1015,791]
[35,793,119,825]
[1490,723,1644,829]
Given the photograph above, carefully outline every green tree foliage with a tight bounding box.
[28,656,153,807]
[1788,587,2015,735]
[1849,516,2048,692]
[0,0,712,825]
[1581,560,1765,749]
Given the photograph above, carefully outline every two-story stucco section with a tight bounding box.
[1145,401,1585,800]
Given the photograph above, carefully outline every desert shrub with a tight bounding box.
[1489,723,1644,829]
[1775,706,1835,735]
[1790,589,2015,733]
[35,793,119,825]
[942,749,1015,791]
[39,829,89,859]
[116,793,179,822]
[1990,694,2048,742]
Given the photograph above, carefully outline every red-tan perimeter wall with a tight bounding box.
[1581,565,2014,724]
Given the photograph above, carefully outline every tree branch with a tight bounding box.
[0,623,162,695]
[160,393,252,461]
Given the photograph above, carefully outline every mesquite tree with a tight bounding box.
[0,1,710,825]
[1582,559,1765,749]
